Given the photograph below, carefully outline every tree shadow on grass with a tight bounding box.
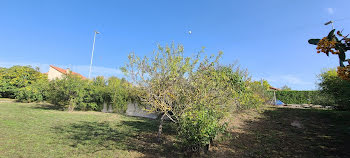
[53,120,181,157]
[120,119,181,157]
[210,107,350,158]
[30,103,63,111]
[53,121,132,152]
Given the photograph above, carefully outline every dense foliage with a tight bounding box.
[0,65,129,112]
[318,69,350,110]
[1,45,274,156]
[122,44,271,154]
[0,66,46,98]
[15,77,49,102]
[309,29,350,80]
[275,91,318,104]
[107,77,130,113]
[47,75,130,112]
[47,74,91,111]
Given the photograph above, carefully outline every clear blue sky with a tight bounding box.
[1,0,350,90]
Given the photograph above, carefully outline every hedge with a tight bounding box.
[274,91,319,104]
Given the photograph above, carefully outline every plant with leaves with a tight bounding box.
[122,44,202,140]
[89,76,109,111]
[281,85,292,91]
[318,68,350,110]
[177,61,239,154]
[178,108,227,156]
[122,44,239,155]
[309,29,350,80]
[107,77,130,113]
[15,77,49,102]
[0,66,46,98]
[47,74,89,111]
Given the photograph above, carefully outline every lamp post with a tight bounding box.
[89,31,100,79]
[325,21,334,29]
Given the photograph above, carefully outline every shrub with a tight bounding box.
[47,74,89,111]
[177,108,227,155]
[15,78,49,102]
[275,91,318,104]
[0,66,45,98]
[318,69,350,110]
[46,75,130,112]
[240,81,273,109]
[107,77,130,113]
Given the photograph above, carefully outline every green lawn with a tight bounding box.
[1,100,350,158]
[0,101,178,158]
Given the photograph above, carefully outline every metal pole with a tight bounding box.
[274,91,277,105]
[325,21,334,29]
[89,31,98,79]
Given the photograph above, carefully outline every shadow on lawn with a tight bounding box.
[51,107,350,157]
[53,120,180,157]
[31,103,63,111]
[211,107,350,158]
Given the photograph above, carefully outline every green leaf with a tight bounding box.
[308,39,320,45]
[327,29,335,41]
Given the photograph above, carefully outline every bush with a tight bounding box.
[0,66,45,98]
[240,81,273,109]
[275,91,318,104]
[47,74,90,111]
[177,108,227,155]
[309,91,336,106]
[107,77,130,113]
[318,69,350,110]
[15,78,49,102]
[46,75,130,112]
[215,66,272,110]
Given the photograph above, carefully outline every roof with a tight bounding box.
[49,65,86,79]
[269,86,281,91]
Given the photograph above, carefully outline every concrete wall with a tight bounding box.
[126,103,158,119]
[47,67,64,81]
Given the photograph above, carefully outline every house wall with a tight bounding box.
[47,67,64,80]
[126,103,158,119]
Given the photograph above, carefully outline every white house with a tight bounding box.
[47,65,86,80]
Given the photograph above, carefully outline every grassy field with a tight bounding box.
[1,100,349,158]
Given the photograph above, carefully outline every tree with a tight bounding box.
[107,77,130,113]
[309,29,350,80]
[122,44,240,154]
[318,69,350,110]
[47,74,89,111]
[122,44,202,140]
[15,77,49,102]
[281,85,292,91]
[0,66,46,98]
[253,79,271,90]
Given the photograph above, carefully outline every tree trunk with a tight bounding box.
[102,102,107,113]
[157,113,166,142]
[108,104,113,113]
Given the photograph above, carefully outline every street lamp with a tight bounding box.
[88,31,100,79]
[325,21,334,29]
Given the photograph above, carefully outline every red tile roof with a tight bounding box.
[269,86,281,91]
[49,65,87,79]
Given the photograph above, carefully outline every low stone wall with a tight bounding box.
[126,102,158,119]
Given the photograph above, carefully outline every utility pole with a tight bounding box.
[89,31,100,79]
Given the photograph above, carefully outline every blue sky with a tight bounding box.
[1,0,350,90]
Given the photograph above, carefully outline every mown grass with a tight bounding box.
[0,101,178,158]
[1,100,349,158]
